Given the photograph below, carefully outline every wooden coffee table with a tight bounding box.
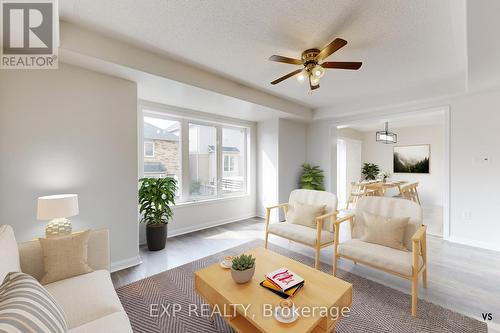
[194,247,352,333]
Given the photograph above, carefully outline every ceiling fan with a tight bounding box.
[269,38,362,91]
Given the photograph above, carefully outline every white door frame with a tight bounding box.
[330,105,451,240]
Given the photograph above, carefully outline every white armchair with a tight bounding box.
[265,189,342,269]
[333,196,427,317]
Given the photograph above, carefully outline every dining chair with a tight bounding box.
[396,182,421,204]
[345,182,375,209]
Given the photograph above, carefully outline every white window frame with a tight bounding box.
[144,141,155,157]
[140,104,250,204]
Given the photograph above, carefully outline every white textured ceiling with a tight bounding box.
[59,0,467,112]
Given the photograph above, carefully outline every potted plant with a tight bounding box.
[231,254,256,284]
[139,177,177,251]
[380,171,392,182]
[299,163,325,190]
[361,163,380,181]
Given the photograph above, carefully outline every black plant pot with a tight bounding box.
[146,224,167,251]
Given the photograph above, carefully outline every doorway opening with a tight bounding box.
[335,107,450,238]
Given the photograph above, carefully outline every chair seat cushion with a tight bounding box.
[44,270,125,329]
[268,222,334,246]
[338,239,422,276]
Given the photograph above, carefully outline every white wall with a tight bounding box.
[361,124,445,205]
[448,89,500,250]
[256,118,279,218]
[0,64,140,271]
[256,118,307,220]
[278,119,307,206]
[306,122,337,193]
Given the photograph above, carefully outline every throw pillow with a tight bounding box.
[0,272,68,333]
[287,202,326,228]
[39,230,93,285]
[361,211,409,251]
[0,225,21,282]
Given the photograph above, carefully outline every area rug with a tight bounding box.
[116,240,487,333]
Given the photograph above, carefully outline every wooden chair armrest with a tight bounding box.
[411,225,427,242]
[315,210,338,224]
[333,212,355,226]
[266,203,289,210]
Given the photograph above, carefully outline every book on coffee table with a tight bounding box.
[260,279,304,299]
[266,267,304,292]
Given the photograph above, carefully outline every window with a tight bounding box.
[189,123,217,198]
[142,108,249,203]
[223,155,236,172]
[142,116,181,190]
[144,141,154,157]
[222,127,246,194]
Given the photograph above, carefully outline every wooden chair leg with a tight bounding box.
[265,208,270,248]
[333,255,338,276]
[412,275,418,317]
[315,245,320,270]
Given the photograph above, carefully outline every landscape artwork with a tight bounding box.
[393,145,430,173]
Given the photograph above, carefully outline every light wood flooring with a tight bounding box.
[112,217,500,331]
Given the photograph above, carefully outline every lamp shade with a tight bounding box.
[37,194,79,220]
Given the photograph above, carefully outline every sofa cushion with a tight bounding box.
[353,196,422,250]
[268,222,334,246]
[69,312,132,333]
[0,225,21,282]
[0,272,68,333]
[361,211,409,251]
[338,239,422,276]
[44,270,124,329]
[287,201,326,228]
[39,230,93,285]
[288,189,338,231]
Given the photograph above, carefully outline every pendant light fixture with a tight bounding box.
[376,122,397,144]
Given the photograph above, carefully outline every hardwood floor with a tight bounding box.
[112,217,500,331]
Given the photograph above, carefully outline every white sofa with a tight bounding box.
[0,225,133,333]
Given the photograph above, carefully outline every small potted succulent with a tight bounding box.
[231,254,256,284]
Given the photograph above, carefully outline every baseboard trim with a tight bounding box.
[110,255,142,273]
[487,321,500,333]
[167,213,257,238]
[448,235,500,252]
[139,213,258,245]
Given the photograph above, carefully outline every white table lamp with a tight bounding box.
[37,194,79,237]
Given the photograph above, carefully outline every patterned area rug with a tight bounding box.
[116,240,487,333]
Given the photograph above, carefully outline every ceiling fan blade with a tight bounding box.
[321,61,362,70]
[271,69,303,85]
[309,76,320,90]
[317,38,348,60]
[269,55,303,65]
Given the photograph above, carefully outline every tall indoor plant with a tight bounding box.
[139,177,177,251]
[299,163,325,191]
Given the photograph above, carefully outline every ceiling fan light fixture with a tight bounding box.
[297,69,308,82]
[310,75,320,86]
[312,65,325,78]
